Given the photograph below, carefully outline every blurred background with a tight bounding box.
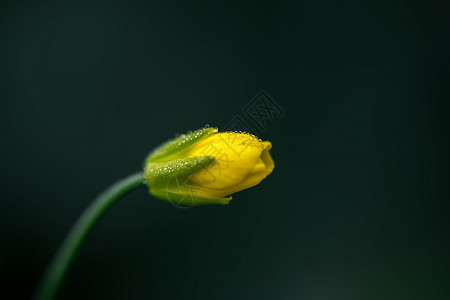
[1,0,449,299]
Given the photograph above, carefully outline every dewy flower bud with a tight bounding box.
[144,126,274,206]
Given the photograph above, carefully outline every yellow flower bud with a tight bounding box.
[144,127,274,206]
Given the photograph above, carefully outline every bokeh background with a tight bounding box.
[1,0,449,299]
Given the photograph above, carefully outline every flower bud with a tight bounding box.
[144,126,274,206]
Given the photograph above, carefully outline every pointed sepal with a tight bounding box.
[144,156,215,187]
[145,127,217,163]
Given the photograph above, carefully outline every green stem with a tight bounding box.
[34,172,145,300]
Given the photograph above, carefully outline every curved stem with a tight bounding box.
[34,172,145,300]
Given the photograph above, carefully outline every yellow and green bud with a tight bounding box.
[144,126,274,206]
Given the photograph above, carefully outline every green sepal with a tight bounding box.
[144,156,215,187]
[145,127,217,164]
[150,188,231,206]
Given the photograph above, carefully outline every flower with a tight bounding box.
[144,126,274,206]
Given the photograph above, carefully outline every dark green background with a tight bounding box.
[1,0,449,299]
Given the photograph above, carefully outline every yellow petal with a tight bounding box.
[187,132,274,198]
